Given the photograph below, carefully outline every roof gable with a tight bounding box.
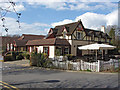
[55,21,80,36]
[54,20,85,36]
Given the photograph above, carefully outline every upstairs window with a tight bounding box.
[62,29,67,39]
[77,32,83,40]
[91,35,94,41]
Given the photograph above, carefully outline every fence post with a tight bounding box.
[98,60,100,72]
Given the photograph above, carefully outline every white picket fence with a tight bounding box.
[52,59,119,72]
[100,59,119,71]
[80,60,100,72]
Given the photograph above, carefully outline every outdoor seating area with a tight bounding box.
[81,54,117,62]
[78,43,116,62]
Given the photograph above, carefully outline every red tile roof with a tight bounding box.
[26,38,70,46]
[14,40,28,47]
[18,34,45,40]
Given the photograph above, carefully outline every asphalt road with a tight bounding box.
[1,60,119,88]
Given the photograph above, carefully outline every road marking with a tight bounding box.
[0,83,12,90]
[0,81,19,90]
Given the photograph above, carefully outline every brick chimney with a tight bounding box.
[101,25,105,33]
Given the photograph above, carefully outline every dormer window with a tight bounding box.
[77,32,83,40]
[62,27,67,39]
[63,30,67,39]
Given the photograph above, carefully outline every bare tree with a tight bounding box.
[0,0,21,33]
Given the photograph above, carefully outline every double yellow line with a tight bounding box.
[0,81,19,90]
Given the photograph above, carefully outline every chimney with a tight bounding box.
[78,19,81,22]
[101,25,105,33]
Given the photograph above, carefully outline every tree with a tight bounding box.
[109,28,115,45]
[0,1,21,33]
[115,36,120,49]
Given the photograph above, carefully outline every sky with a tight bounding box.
[0,0,119,36]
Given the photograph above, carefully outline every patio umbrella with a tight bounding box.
[78,43,116,60]
[78,43,116,50]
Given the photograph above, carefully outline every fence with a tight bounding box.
[52,59,119,72]
[100,59,119,71]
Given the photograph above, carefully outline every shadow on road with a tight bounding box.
[44,80,60,83]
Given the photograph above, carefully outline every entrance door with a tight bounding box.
[77,45,82,56]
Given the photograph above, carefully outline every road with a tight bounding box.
[1,60,119,89]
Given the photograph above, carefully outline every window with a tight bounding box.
[98,37,101,41]
[10,44,13,50]
[91,35,94,41]
[105,37,107,42]
[63,30,67,39]
[64,48,69,55]
[56,47,62,56]
[32,47,34,52]
[7,44,9,51]
[77,32,83,40]
[43,47,49,55]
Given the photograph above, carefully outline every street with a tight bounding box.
[1,60,119,88]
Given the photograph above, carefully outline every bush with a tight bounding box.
[22,52,30,60]
[30,52,52,68]
[66,54,73,60]
[30,52,39,66]
[16,54,24,60]
[4,54,15,61]
[26,54,30,60]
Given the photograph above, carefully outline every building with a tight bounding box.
[26,20,111,58]
[7,34,45,52]
[0,36,19,55]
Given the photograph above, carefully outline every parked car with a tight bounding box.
[4,51,24,61]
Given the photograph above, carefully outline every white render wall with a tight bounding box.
[37,46,43,53]
[49,46,55,58]
[30,47,32,53]
[37,46,55,58]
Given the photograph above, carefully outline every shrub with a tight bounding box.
[26,54,30,60]
[16,54,24,60]
[22,52,30,60]
[30,52,53,68]
[86,69,92,72]
[66,54,73,60]
[4,54,15,61]
[30,52,39,66]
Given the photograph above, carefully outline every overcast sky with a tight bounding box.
[0,0,119,35]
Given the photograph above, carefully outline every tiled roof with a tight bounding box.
[55,21,81,36]
[14,40,28,47]
[0,36,19,47]
[84,28,111,39]
[52,20,111,39]
[26,38,70,46]
[18,34,45,40]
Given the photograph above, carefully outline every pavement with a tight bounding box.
[1,60,119,89]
